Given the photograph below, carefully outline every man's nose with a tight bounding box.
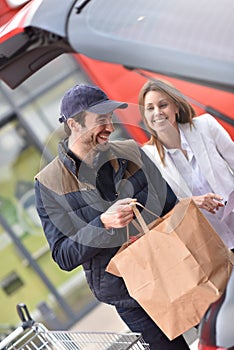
[104,121,115,132]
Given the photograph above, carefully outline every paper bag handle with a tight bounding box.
[126,202,160,241]
[128,201,234,267]
[130,202,150,233]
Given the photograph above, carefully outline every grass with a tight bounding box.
[0,236,84,325]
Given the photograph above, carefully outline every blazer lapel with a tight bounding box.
[180,123,217,191]
[143,145,192,197]
[163,152,192,197]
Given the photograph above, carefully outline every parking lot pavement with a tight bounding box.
[70,302,198,349]
[190,339,199,349]
[70,302,128,333]
[184,328,199,349]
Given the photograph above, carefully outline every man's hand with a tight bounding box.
[100,198,137,229]
[192,193,224,214]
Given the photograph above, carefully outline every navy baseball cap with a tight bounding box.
[59,84,128,123]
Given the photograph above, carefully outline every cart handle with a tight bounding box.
[0,304,35,350]
[16,303,35,329]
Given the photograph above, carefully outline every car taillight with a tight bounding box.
[198,342,227,350]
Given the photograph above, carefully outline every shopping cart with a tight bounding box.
[0,304,150,350]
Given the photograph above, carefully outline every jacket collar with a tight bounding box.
[58,139,125,177]
[58,138,79,177]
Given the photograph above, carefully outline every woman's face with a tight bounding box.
[144,90,179,131]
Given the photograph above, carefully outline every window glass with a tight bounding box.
[0,54,95,327]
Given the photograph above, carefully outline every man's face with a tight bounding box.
[70,111,115,154]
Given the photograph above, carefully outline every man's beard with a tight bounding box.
[95,142,110,152]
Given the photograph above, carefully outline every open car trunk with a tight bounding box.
[0,0,234,91]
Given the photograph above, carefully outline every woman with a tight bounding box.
[139,79,234,250]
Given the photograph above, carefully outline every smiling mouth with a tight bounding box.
[152,117,167,123]
[97,134,110,143]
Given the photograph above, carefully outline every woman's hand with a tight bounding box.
[192,193,224,213]
[100,198,137,229]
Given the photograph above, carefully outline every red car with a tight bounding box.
[0,0,234,142]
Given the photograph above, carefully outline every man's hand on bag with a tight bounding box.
[192,193,224,214]
[100,198,137,229]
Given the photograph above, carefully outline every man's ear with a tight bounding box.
[67,118,80,132]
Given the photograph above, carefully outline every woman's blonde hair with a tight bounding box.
[138,79,196,165]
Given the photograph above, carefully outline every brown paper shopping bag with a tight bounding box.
[106,198,234,340]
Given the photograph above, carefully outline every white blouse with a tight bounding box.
[166,129,213,196]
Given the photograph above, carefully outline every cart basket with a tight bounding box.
[0,304,150,350]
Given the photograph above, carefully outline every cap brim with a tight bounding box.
[87,100,128,114]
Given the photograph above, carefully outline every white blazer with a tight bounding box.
[142,114,234,201]
[142,114,234,247]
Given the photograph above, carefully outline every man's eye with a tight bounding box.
[97,119,107,124]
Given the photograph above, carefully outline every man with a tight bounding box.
[34,84,189,350]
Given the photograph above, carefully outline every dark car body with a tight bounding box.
[198,267,234,350]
